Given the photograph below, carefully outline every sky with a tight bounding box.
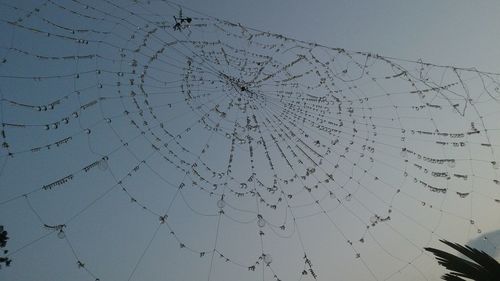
[178,0,500,73]
[0,1,500,281]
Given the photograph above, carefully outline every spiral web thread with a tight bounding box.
[0,1,500,280]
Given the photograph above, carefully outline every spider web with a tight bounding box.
[0,1,500,280]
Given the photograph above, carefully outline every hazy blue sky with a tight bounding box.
[179,0,500,72]
[1,1,500,281]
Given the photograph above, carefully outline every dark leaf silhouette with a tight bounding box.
[0,225,12,269]
[424,239,500,281]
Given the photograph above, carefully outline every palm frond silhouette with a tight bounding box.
[424,239,500,281]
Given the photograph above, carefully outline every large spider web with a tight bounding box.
[1,1,500,281]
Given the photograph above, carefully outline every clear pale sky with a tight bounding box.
[1,1,500,281]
